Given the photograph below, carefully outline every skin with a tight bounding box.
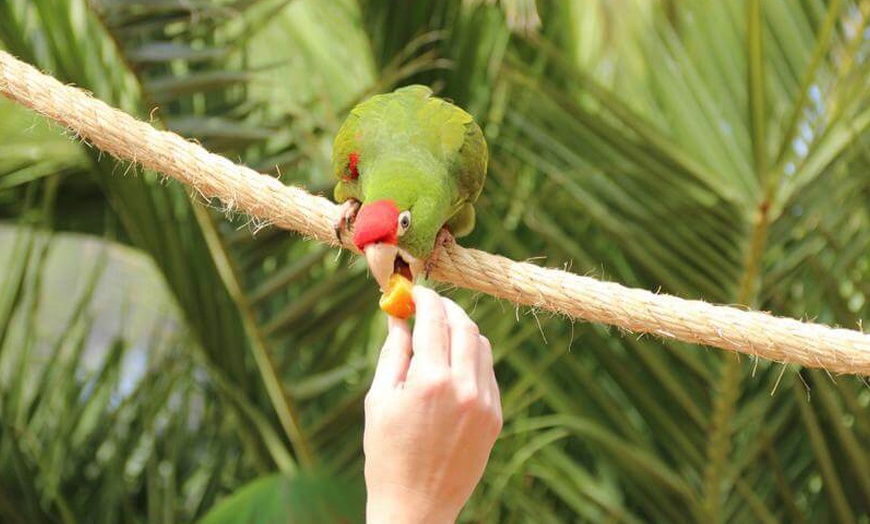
[333,85,488,287]
[365,287,502,523]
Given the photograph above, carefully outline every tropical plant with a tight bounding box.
[1,0,870,522]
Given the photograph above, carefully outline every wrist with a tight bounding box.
[366,486,459,524]
[366,505,457,524]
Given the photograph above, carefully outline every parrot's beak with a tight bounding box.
[363,243,420,291]
[364,243,399,291]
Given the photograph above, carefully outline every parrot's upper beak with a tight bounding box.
[364,243,397,291]
[363,243,420,291]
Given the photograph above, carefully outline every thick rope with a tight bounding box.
[2,50,869,375]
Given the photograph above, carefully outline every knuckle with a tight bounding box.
[420,371,451,395]
[460,322,480,338]
[484,400,503,433]
[483,396,502,432]
[456,385,484,412]
[491,413,504,436]
[479,336,493,362]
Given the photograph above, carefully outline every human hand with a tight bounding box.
[364,286,502,524]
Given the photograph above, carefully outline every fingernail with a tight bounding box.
[412,285,431,301]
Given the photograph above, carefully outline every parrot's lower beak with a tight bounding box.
[363,243,419,291]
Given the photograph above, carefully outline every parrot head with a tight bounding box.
[352,180,443,291]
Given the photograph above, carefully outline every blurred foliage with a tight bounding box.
[1,0,870,522]
[198,471,364,524]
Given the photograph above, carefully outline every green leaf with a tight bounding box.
[197,472,364,524]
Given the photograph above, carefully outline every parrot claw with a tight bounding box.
[424,228,455,279]
[334,199,361,244]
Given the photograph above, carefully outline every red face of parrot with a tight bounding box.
[352,200,399,252]
[353,200,415,290]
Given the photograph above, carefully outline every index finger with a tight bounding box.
[409,286,450,370]
[370,316,412,392]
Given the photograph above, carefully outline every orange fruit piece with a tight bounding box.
[379,274,415,319]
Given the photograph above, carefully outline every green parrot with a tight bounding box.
[332,85,488,290]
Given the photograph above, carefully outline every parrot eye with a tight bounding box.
[397,211,412,236]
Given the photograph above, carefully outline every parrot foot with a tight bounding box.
[334,199,361,244]
[425,228,455,278]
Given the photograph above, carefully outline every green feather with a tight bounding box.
[332,85,488,259]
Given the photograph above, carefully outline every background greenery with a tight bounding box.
[1,0,870,522]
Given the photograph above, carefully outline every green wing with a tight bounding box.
[452,114,488,206]
[416,92,488,236]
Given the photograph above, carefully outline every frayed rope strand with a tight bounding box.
[2,50,869,375]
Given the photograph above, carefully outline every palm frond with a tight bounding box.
[2,0,870,521]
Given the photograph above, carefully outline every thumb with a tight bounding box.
[370,315,412,392]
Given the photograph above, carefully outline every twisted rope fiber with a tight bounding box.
[2,51,869,375]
